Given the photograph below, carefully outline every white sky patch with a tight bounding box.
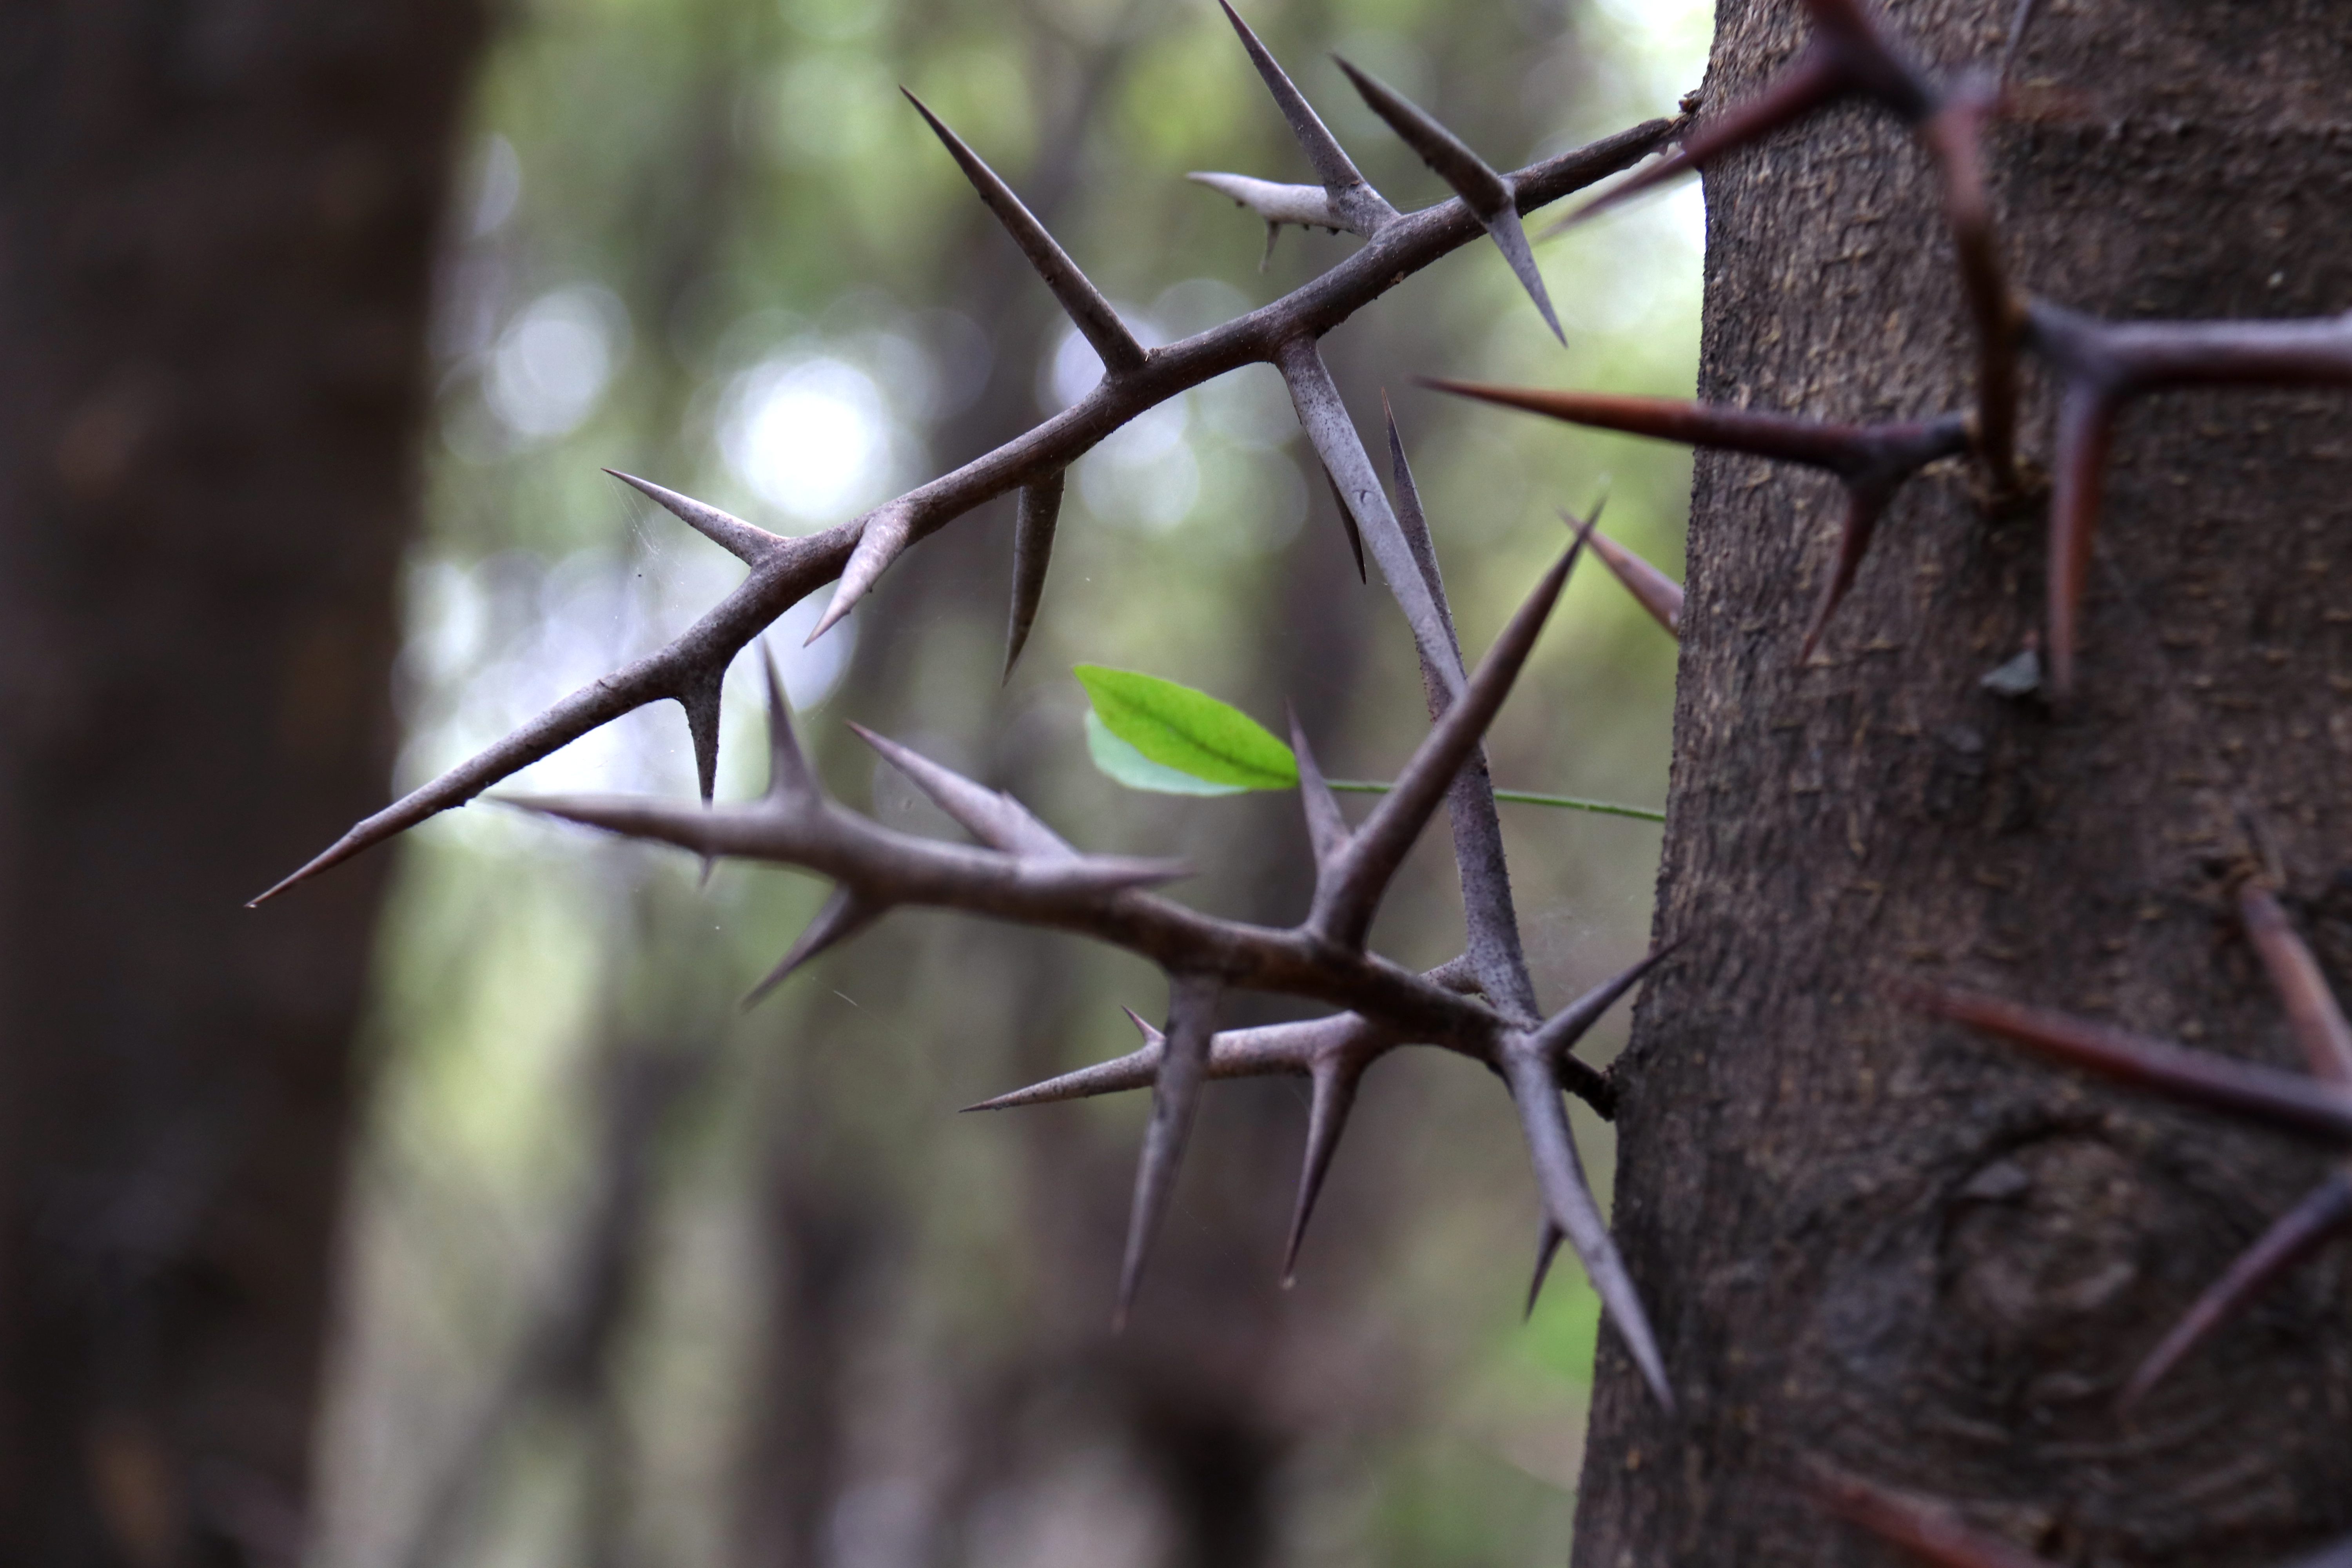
[723,356,896,524]
[484,285,625,440]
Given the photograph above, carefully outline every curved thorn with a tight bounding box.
[1280,1055,1365,1284]
[744,887,882,1007]
[1316,533,1586,951]
[1115,974,1223,1328]
[1583,524,1683,637]
[1798,484,1892,662]
[1502,1045,1672,1408]
[1278,339,1464,694]
[1003,472,1067,680]
[760,648,818,801]
[1214,0,1394,233]
[1287,706,1350,869]
[1912,988,2352,1147]
[2240,884,2352,1085]
[902,89,1145,374]
[1532,943,1679,1062]
[2044,380,2114,701]
[848,724,1074,859]
[2121,1171,2352,1407]
[1525,1219,1565,1319]
[810,506,910,644]
[606,470,785,566]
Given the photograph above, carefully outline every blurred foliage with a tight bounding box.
[314,0,1711,1563]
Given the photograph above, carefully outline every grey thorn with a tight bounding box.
[1320,461,1368,583]
[744,886,882,1008]
[1313,530,1588,951]
[606,470,786,566]
[964,1043,1160,1112]
[1280,1052,1367,1284]
[847,722,1075,860]
[1185,172,1359,235]
[1115,973,1223,1328]
[1585,523,1684,638]
[1525,1219,1565,1318]
[1331,56,1563,344]
[806,503,911,644]
[1528,944,1679,1063]
[759,646,820,802]
[1214,0,1396,235]
[1503,1044,1673,1408]
[679,665,726,807]
[1287,706,1350,869]
[1278,338,1463,697]
[902,89,1147,375]
[1003,471,1066,680]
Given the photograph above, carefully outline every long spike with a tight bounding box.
[1279,339,1465,695]
[1116,974,1223,1327]
[1321,462,1368,582]
[1502,1046,1672,1407]
[1003,472,1066,679]
[847,723,1074,859]
[1425,380,1905,474]
[1382,401,1463,654]
[1915,989,2352,1148]
[760,647,819,801]
[964,1043,1160,1111]
[1584,524,1683,637]
[902,90,1146,374]
[2043,381,2112,701]
[1280,1056,1365,1284]
[1530,945,1677,1062]
[1185,171,1357,235]
[2121,1171,2352,1406]
[1331,57,1562,343]
[1315,532,1587,950]
[1214,0,1394,234]
[1287,707,1350,867]
[744,887,880,1007]
[606,470,785,566]
[2240,885,2352,1084]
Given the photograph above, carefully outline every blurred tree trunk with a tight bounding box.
[0,3,482,1563]
[1577,2,2352,1565]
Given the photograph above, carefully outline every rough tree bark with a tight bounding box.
[0,3,481,1563]
[1578,2,2352,1565]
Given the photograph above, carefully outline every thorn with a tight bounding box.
[2120,1170,2352,1407]
[1260,219,1279,271]
[964,1041,1160,1112]
[679,668,725,807]
[759,647,819,801]
[848,723,1074,859]
[1287,705,1350,868]
[810,508,909,644]
[1530,942,1679,1062]
[2043,380,2113,701]
[1281,1056,1365,1284]
[1330,56,1563,342]
[1502,1043,1673,1408]
[1525,1219,1565,1318]
[1214,0,1396,235]
[1314,530,1587,950]
[1381,393,1462,658]
[1115,974,1222,1327]
[1911,987,2352,1149]
[1184,171,1357,236]
[1279,339,1465,696]
[1122,1005,1166,1045]
[605,470,785,566]
[1003,472,1066,681]
[1811,1468,2058,1568]
[744,886,882,1007]
[2239,883,2352,1085]
[1581,522,1683,638]
[902,89,1147,374]
[1320,462,1368,582]
[1797,484,1894,662]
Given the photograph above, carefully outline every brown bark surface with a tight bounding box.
[1575,2,2352,1564]
[0,3,481,1562]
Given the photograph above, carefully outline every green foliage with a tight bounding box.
[1074,663,1299,791]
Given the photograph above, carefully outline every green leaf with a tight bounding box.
[1074,665,1298,791]
[1084,712,1249,796]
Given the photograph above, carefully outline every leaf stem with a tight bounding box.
[1325,779,1664,822]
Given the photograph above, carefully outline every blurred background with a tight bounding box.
[0,0,1706,1564]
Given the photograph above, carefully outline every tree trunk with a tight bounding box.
[1575,2,2352,1564]
[0,3,481,1562]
